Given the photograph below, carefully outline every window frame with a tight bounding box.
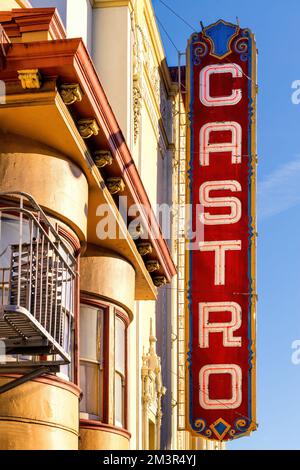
[114,309,128,429]
[79,297,109,422]
[79,296,129,430]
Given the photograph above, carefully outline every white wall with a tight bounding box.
[66,0,92,52]
[30,0,92,53]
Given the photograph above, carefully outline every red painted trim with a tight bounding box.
[74,257,80,386]
[80,296,111,312]
[115,309,128,429]
[114,308,130,328]
[2,38,176,282]
[58,226,81,256]
[103,305,109,424]
[79,419,131,440]
[0,373,81,397]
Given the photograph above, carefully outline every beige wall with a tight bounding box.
[0,376,80,450]
[80,250,136,314]
[92,5,133,146]
[0,133,89,242]
[80,425,130,450]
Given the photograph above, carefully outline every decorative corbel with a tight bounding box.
[18,69,41,89]
[106,177,125,195]
[153,276,167,288]
[94,150,113,168]
[60,84,82,105]
[78,119,99,139]
[146,260,160,273]
[137,242,152,257]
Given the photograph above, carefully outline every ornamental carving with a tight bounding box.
[133,83,142,144]
[146,260,160,273]
[78,119,99,139]
[137,242,153,257]
[153,276,167,288]
[134,24,173,146]
[18,69,41,89]
[60,84,82,105]
[106,177,125,195]
[94,150,113,168]
[141,320,166,450]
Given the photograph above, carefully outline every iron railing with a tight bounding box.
[0,192,76,365]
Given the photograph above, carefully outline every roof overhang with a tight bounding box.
[0,35,176,300]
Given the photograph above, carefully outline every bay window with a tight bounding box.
[79,299,128,430]
[80,304,105,420]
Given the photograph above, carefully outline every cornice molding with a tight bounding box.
[92,0,134,11]
[0,7,66,41]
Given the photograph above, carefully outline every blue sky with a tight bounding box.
[153,0,300,450]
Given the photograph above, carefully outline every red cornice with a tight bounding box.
[1,38,176,281]
[0,8,66,41]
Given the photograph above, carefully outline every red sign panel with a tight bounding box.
[185,20,257,441]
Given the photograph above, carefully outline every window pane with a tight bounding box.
[115,372,124,428]
[115,316,125,374]
[80,305,103,362]
[0,215,33,269]
[80,361,103,419]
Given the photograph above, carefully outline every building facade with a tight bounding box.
[0,0,223,450]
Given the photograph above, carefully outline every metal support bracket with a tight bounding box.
[0,365,59,395]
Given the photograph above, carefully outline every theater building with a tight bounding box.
[0,0,223,450]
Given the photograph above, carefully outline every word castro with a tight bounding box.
[186,21,257,441]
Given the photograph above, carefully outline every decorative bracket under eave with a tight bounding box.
[18,69,41,89]
[60,83,83,105]
[78,118,99,139]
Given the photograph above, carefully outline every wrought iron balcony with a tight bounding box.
[0,192,76,366]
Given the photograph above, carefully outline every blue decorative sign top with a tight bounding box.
[203,19,239,59]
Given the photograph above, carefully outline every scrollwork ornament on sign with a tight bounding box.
[192,41,209,65]
[235,418,250,433]
[194,419,206,432]
[234,30,250,61]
